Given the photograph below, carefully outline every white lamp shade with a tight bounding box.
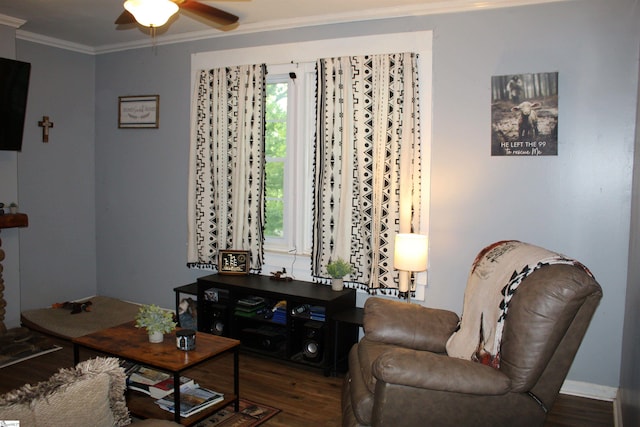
[394,233,428,272]
[124,0,179,27]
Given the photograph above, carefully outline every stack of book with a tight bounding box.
[234,296,266,318]
[154,384,224,418]
[127,365,169,395]
[126,365,194,399]
[309,305,326,322]
[148,376,195,399]
[271,300,287,324]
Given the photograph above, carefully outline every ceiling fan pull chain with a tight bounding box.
[150,26,158,51]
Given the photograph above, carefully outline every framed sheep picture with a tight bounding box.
[491,72,558,156]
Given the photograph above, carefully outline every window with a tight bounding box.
[265,80,288,239]
[263,63,315,254]
[191,31,432,285]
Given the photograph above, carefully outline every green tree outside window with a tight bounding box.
[265,82,288,238]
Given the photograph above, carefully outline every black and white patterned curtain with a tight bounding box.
[312,53,422,294]
[187,64,267,271]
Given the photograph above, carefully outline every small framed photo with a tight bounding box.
[218,250,250,275]
[118,95,159,128]
[177,293,197,329]
[205,288,219,302]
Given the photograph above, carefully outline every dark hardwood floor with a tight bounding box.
[0,335,614,426]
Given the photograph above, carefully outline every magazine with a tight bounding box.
[155,384,224,417]
[149,376,195,399]
[129,366,170,385]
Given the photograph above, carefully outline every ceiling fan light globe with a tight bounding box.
[123,0,179,28]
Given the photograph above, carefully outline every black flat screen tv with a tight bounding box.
[0,57,31,151]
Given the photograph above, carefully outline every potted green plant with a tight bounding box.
[326,258,353,291]
[135,304,177,343]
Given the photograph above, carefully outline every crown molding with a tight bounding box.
[15,0,573,55]
[0,13,26,29]
[16,30,96,55]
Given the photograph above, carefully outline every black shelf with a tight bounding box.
[194,273,357,375]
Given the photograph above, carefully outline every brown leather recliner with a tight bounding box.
[342,243,603,427]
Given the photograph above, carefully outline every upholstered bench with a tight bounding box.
[21,296,141,339]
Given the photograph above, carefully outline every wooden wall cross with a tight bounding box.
[38,116,54,143]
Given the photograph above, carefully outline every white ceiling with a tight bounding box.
[0,0,564,53]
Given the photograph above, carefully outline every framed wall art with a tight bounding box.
[118,95,159,128]
[218,250,250,275]
[491,72,558,156]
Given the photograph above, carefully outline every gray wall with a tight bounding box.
[10,0,639,392]
[15,43,96,309]
[94,45,197,303]
[620,35,640,427]
[425,2,637,389]
[0,24,20,328]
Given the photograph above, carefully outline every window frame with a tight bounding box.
[264,76,289,244]
[263,62,316,255]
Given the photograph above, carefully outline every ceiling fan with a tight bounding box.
[115,0,239,29]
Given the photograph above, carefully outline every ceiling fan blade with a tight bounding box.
[115,10,136,25]
[179,0,239,26]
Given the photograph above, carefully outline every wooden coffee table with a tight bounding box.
[72,321,240,425]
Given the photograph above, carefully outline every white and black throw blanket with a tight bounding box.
[446,240,594,368]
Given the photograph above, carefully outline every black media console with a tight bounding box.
[181,274,357,376]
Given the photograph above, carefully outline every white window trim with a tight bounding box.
[264,74,291,249]
[264,62,316,255]
[191,31,432,298]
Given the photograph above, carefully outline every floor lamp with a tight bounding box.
[394,233,428,303]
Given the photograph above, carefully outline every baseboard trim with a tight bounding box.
[560,380,618,401]
[613,388,623,427]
